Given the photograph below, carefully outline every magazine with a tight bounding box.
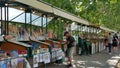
[57,50,63,60]
[0,50,6,59]
[44,52,50,64]
[43,52,50,64]
[52,51,56,62]
[11,58,18,68]
[10,50,19,58]
[39,53,43,62]
[6,59,11,68]
[33,54,39,68]
[0,60,7,68]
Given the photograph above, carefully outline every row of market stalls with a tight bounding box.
[0,0,117,68]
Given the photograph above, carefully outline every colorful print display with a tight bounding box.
[0,58,25,68]
[51,48,64,62]
[33,48,64,68]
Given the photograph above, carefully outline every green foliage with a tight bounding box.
[47,19,64,40]
[44,0,120,31]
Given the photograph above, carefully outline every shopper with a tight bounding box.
[117,32,120,47]
[78,35,84,55]
[104,38,109,53]
[64,31,75,67]
[113,33,119,53]
[108,33,113,55]
[84,37,89,55]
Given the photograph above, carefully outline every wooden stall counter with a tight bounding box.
[0,40,32,57]
[45,40,63,48]
[0,40,31,50]
[30,39,51,49]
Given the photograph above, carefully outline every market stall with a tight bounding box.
[0,0,117,68]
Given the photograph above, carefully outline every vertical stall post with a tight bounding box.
[25,10,27,30]
[53,19,55,34]
[0,4,2,35]
[41,14,44,34]
[45,14,48,34]
[4,2,7,35]
[30,11,32,36]
[6,3,9,35]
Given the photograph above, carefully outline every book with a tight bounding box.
[18,50,27,56]
[17,58,24,68]
[57,50,63,60]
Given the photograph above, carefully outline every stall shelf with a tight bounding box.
[0,39,32,57]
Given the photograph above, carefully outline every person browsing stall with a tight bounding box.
[64,31,75,67]
[108,33,113,55]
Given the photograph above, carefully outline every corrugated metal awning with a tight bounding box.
[10,0,89,25]
[11,0,53,13]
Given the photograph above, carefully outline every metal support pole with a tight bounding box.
[28,16,41,23]
[9,12,24,21]
[6,5,9,35]
[0,6,2,35]
[25,11,27,30]
[4,6,6,35]
[30,12,32,36]
[57,19,60,39]
[41,14,44,34]
[45,15,48,34]
[53,20,55,34]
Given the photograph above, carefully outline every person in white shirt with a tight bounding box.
[108,33,113,55]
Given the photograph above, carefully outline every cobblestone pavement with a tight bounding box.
[41,50,120,68]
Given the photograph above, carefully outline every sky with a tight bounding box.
[0,7,52,27]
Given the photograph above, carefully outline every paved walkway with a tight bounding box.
[42,49,120,68]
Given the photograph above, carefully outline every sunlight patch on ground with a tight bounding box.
[107,56,119,66]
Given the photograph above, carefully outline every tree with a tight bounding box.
[44,0,120,31]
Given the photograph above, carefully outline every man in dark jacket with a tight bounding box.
[64,32,75,67]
